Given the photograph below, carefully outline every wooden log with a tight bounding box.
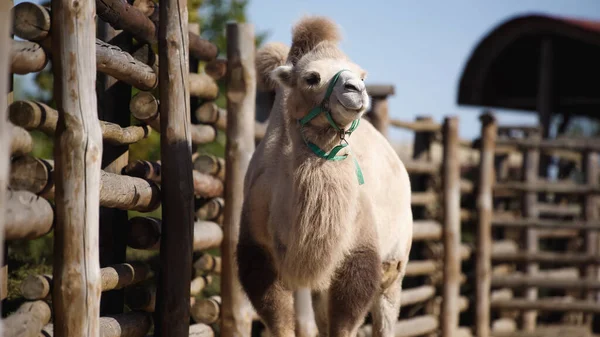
[10,122,33,156]
[125,285,157,312]
[196,197,225,221]
[536,202,580,217]
[194,102,266,141]
[191,295,221,324]
[490,298,600,313]
[366,84,395,97]
[132,0,157,16]
[413,220,442,241]
[11,2,51,42]
[582,150,599,326]
[9,157,160,211]
[10,100,151,145]
[411,191,437,205]
[20,262,150,300]
[194,254,221,274]
[95,0,218,62]
[40,311,152,337]
[402,160,439,175]
[520,130,540,331]
[441,116,461,337]
[194,154,225,180]
[123,160,223,198]
[189,72,219,100]
[51,0,109,319]
[294,288,318,337]
[9,156,53,195]
[405,260,437,277]
[492,252,600,265]
[357,315,439,337]
[130,92,218,145]
[496,181,600,194]
[189,324,215,337]
[204,58,227,80]
[490,325,594,337]
[5,189,54,241]
[389,118,441,132]
[221,22,256,337]
[3,300,51,337]
[496,136,600,152]
[190,275,212,296]
[475,112,496,337]
[401,285,435,306]
[491,275,600,290]
[11,39,48,75]
[95,38,157,91]
[491,217,600,231]
[368,95,390,137]
[127,217,222,251]
[0,0,11,313]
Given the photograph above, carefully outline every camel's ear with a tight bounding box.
[270,65,294,88]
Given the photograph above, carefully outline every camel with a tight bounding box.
[236,16,413,337]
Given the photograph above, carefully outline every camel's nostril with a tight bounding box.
[344,83,359,92]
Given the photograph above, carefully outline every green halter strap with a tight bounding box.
[297,69,365,185]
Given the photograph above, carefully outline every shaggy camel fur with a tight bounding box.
[236,16,413,337]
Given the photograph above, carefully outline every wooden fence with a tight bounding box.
[474,113,600,337]
[3,0,258,336]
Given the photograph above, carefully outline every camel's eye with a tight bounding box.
[304,72,320,86]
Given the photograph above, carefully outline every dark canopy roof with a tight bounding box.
[457,14,600,118]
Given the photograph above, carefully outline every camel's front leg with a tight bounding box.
[237,237,295,337]
[369,259,407,337]
[328,245,381,337]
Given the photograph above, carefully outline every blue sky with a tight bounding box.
[13,0,600,143]
[246,0,600,142]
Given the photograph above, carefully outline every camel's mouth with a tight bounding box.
[336,97,364,113]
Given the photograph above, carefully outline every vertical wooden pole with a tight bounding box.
[441,116,460,337]
[369,96,390,138]
[475,112,497,337]
[295,288,318,337]
[0,0,13,328]
[582,150,598,326]
[521,131,540,331]
[96,21,132,316]
[221,22,256,337]
[51,0,103,335]
[154,0,194,334]
[412,115,434,220]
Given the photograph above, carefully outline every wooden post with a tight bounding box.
[221,22,256,337]
[441,116,461,337]
[475,112,497,337]
[582,150,598,327]
[96,19,133,316]
[0,0,13,321]
[521,130,540,331]
[368,96,390,138]
[295,288,318,337]
[50,0,103,335]
[153,0,194,334]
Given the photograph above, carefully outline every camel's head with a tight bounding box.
[270,16,369,128]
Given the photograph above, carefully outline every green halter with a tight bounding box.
[298,69,365,185]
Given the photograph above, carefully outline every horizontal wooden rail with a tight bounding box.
[5,189,53,241]
[497,125,541,134]
[492,251,600,265]
[194,154,225,181]
[537,202,580,217]
[490,298,600,313]
[10,157,160,211]
[405,260,437,277]
[123,160,223,198]
[10,122,33,156]
[403,160,439,175]
[495,181,600,194]
[389,119,441,132]
[10,100,151,145]
[10,39,47,74]
[413,220,442,241]
[204,58,227,80]
[20,262,150,300]
[496,137,600,152]
[191,295,221,324]
[4,300,51,336]
[189,73,219,100]
[411,191,437,205]
[127,217,222,251]
[401,285,435,306]
[194,101,267,141]
[40,311,152,337]
[129,92,217,145]
[189,323,215,337]
[358,315,439,337]
[492,217,600,231]
[491,275,600,290]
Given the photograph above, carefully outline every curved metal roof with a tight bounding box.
[457,14,600,117]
